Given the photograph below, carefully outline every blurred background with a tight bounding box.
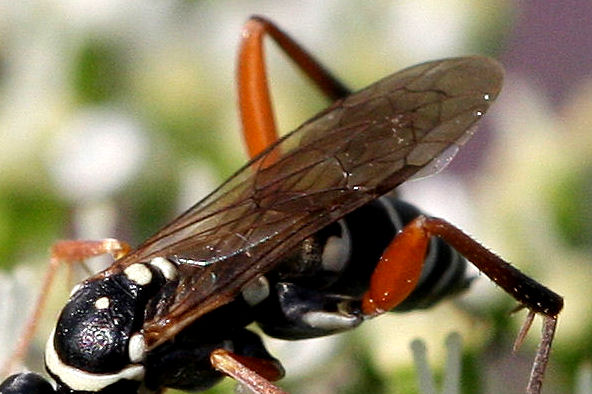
[0,1,590,393]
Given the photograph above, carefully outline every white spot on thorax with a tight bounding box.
[149,257,178,281]
[124,264,152,286]
[321,220,351,272]
[94,296,110,310]
[128,333,146,363]
[242,276,270,306]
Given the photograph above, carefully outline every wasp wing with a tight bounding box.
[113,56,503,348]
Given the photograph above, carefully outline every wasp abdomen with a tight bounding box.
[326,195,471,310]
[253,195,471,339]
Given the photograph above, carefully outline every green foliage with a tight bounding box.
[73,39,128,104]
[0,188,66,268]
[549,166,592,250]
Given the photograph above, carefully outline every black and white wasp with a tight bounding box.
[0,16,562,394]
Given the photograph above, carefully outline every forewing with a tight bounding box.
[114,56,503,348]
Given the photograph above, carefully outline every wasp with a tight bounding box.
[0,16,562,394]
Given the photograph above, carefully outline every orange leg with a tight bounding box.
[360,215,563,392]
[238,15,351,160]
[210,349,286,394]
[2,239,131,376]
[361,216,563,316]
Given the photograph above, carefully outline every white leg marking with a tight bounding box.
[302,311,360,331]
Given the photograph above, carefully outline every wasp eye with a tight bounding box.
[77,319,118,360]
